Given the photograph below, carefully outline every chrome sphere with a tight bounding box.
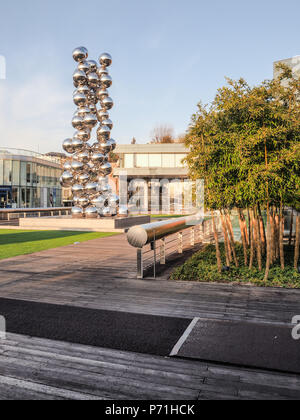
[99,53,112,67]
[71,160,85,173]
[108,138,117,151]
[78,196,90,208]
[73,92,87,107]
[118,205,128,217]
[87,72,99,88]
[72,184,85,196]
[72,138,85,152]
[91,142,102,153]
[87,92,98,105]
[60,171,74,187]
[97,175,108,185]
[100,162,112,176]
[63,161,72,171]
[77,106,91,118]
[102,206,112,217]
[75,151,90,164]
[78,61,90,73]
[108,194,120,206]
[77,85,90,96]
[100,74,112,88]
[63,138,75,154]
[84,113,98,129]
[89,104,97,114]
[96,88,109,101]
[72,206,84,218]
[85,206,99,219]
[77,172,90,185]
[97,67,108,78]
[73,69,87,86]
[101,119,113,130]
[72,47,88,63]
[86,60,98,73]
[91,152,106,165]
[74,129,90,142]
[100,183,112,194]
[99,141,112,154]
[85,182,99,195]
[91,195,105,208]
[73,195,81,205]
[96,109,109,122]
[72,115,84,130]
[97,125,111,141]
[101,96,114,110]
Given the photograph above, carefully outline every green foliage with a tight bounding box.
[171,243,300,288]
[0,230,119,260]
[184,66,300,210]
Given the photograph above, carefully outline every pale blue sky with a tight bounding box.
[0,0,299,153]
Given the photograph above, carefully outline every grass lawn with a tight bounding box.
[171,243,300,288]
[0,230,119,260]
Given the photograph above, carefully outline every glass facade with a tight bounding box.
[0,157,62,209]
[122,153,187,169]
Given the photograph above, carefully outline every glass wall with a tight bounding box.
[122,153,187,169]
[0,158,62,208]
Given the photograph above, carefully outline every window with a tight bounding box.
[175,154,187,168]
[162,154,175,168]
[136,154,149,168]
[149,154,162,168]
[124,154,134,168]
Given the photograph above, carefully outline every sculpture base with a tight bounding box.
[19,215,150,233]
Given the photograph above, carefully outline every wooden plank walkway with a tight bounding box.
[0,234,300,399]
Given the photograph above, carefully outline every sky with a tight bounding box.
[0,0,299,153]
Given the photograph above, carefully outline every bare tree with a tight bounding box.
[150,125,174,144]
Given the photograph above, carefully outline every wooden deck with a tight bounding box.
[0,234,300,400]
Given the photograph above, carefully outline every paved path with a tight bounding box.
[0,234,300,400]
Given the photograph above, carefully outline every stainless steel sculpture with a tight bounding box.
[60,47,124,218]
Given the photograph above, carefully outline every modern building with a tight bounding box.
[0,148,62,208]
[274,56,300,78]
[113,143,190,213]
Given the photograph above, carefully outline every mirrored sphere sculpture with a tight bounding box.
[61,47,120,218]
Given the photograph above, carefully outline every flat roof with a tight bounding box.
[115,143,188,154]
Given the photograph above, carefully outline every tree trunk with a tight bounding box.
[249,211,255,270]
[289,210,294,246]
[294,215,300,272]
[254,208,262,271]
[247,208,251,248]
[225,211,239,267]
[275,213,280,260]
[238,208,248,265]
[258,204,266,255]
[270,209,276,264]
[211,211,222,273]
[279,202,285,270]
[220,211,231,267]
[264,204,272,281]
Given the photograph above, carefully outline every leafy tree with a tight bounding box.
[185,65,300,278]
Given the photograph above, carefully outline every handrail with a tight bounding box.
[127,214,204,248]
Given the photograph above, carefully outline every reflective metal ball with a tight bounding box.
[96,109,109,122]
[84,113,98,129]
[100,74,112,88]
[97,125,111,141]
[99,53,112,67]
[63,161,72,171]
[100,162,112,176]
[91,153,106,165]
[77,173,90,185]
[72,138,85,152]
[86,60,98,73]
[77,85,90,96]
[60,171,74,187]
[78,196,90,208]
[72,206,84,218]
[91,195,105,208]
[77,106,91,118]
[72,116,84,130]
[85,182,99,195]
[78,61,90,73]
[73,69,87,86]
[72,47,88,63]
[85,206,99,219]
[87,72,99,88]
[75,151,90,164]
[72,184,85,197]
[97,67,108,78]
[96,88,109,101]
[99,141,112,154]
[73,92,87,107]
[74,129,91,142]
[101,119,113,130]
[71,160,85,173]
[101,96,114,110]
[63,138,75,154]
